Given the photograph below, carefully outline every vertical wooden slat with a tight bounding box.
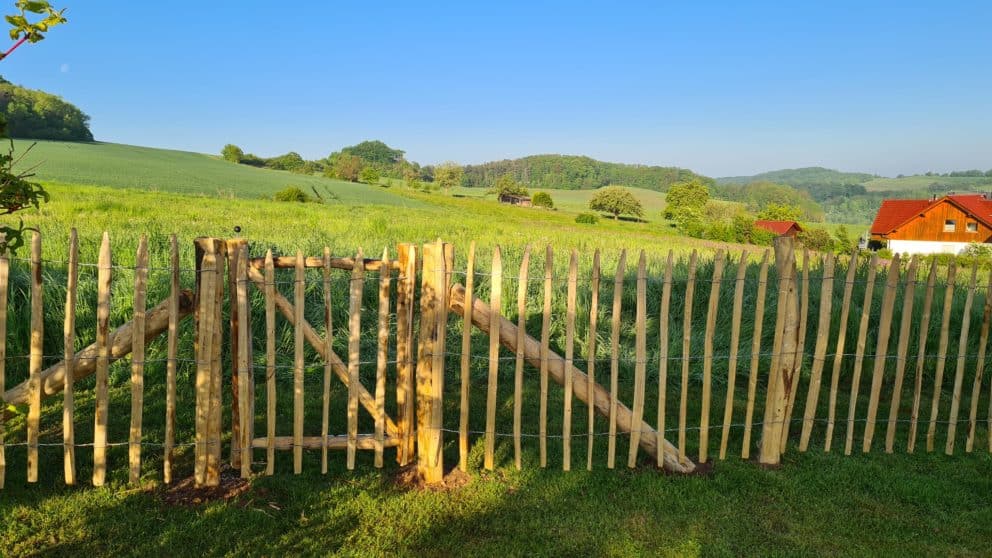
[321,247,332,474]
[226,240,243,470]
[459,242,476,472]
[884,256,919,453]
[679,250,698,464]
[93,232,112,487]
[966,268,992,452]
[699,249,725,463]
[375,248,391,468]
[563,250,578,470]
[945,262,977,455]
[539,246,552,468]
[587,250,601,470]
[294,250,306,473]
[207,241,224,486]
[193,239,212,486]
[628,250,648,468]
[926,261,956,452]
[608,249,627,469]
[760,237,796,465]
[395,244,416,465]
[236,244,252,478]
[844,252,878,455]
[720,250,748,459]
[63,229,79,485]
[798,253,835,452]
[0,247,7,489]
[742,249,770,459]
[862,254,901,453]
[164,235,179,484]
[129,235,149,483]
[347,249,364,470]
[27,232,42,483]
[780,249,810,451]
[264,250,276,475]
[825,250,858,452]
[908,259,938,453]
[484,247,502,470]
[514,246,531,470]
[657,250,673,467]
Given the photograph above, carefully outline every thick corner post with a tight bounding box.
[416,241,451,483]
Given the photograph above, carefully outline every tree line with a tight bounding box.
[0,75,92,141]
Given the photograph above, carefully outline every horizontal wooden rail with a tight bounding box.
[248,255,401,272]
[251,435,400,450]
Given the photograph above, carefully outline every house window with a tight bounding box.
[967,222,978,233]
[944,219,956,232]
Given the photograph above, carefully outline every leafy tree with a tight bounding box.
[330,154,362,182]
[797,228,834,252]
[434,161,463,194]
[273,186,312,203]
[492,174,527,197]
[340,140,404,167]
[359,166,380,185]
[0,77,92,140]
[532,191,554,208]
[672,205,704,237]
[265,151,306,172]
[834,225,858,253]
[589,186,643,220]
[664,178,709,219]
[757,203,803,222]
[221,144,243,163]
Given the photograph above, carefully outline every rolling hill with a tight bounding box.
[716,167,877,186]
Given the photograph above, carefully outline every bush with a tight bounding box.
[575,213,599,224]
[359,166,381,185]
[532,191,554,208]
[221,144,243,163]
[876,248,894,260]
[273,186,312,203]
[751,227,777,246]
[704,222,736,242]
[797,228,835,252]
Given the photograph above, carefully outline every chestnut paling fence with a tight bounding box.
[1,232,991,488]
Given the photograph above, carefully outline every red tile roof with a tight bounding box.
[754,220,802,235]
[870,194,992,236]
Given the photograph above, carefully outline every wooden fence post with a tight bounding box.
[194,237,224,486]
[227,238,248,470]
[760,236,798,465]
[416,241,449,483]
[395,243,417,466]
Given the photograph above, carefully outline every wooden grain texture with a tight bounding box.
[226,239,246,470]
[484,247,502,470]
[514,246,531,470]
[628,251,648,468]
[587,250,600,470]
[93,232,112,487]
[966,268,992,452]
[657,250,674,468]
[885,256,919,453]
[780,249,810,452]
[449,285,696,473]
[825,251,858,452]
[0,248,7,489]
[321,247,332,474]
[798,253,835,452]
[926,262,956,453]
[699,250,725,463]
[129,235,149,483]
[347,249,365,470]
[264,250,276,475]
[862,254,901,453]
[27,232,42,483]
[249,254,400,272]
[294,250,306,473]
[206,240,224,486]
[431,242,452,478]
[844,252,878,455]
[395,244,416,465]
[459,242,476,472]
[564,250,578,470]
[415,244,439,481]
[63,229,79,485]
[760,237,795,465]
[608,249,627,469]
[164,235,179,484]
[236,244,252,478]
[945,262,977,455]
[375,249,391,468]
[720,250,748,460]
[741,249,770,459]
[908,259,938,453]
[539,246,552,467]
[679,250,697,464]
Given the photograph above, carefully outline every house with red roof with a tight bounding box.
[869,193,992,254]
[754,220,803,238]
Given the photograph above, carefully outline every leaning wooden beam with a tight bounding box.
[4,292,195,406]
[862,254,901,453]
[245,265,399,437]
[252,435,400,450]
[449,284,696,474]
[798,253,835,452]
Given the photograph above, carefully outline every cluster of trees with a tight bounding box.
[0,76,92,141]
[324,140,432,184]
[461,154,711,192]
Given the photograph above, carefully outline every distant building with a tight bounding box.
[754,220,803,238]
[869,193,992,255]
[499,193,532,207]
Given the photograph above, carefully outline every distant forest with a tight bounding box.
[0,76,93,141]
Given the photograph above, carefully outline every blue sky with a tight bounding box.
[2,1,990,177]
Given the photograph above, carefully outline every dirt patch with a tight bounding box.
[158,467,251,507]
[392,464,471,492]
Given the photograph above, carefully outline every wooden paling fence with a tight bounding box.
[1,232,992,489]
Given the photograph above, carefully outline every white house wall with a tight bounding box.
[887,239,972,255]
